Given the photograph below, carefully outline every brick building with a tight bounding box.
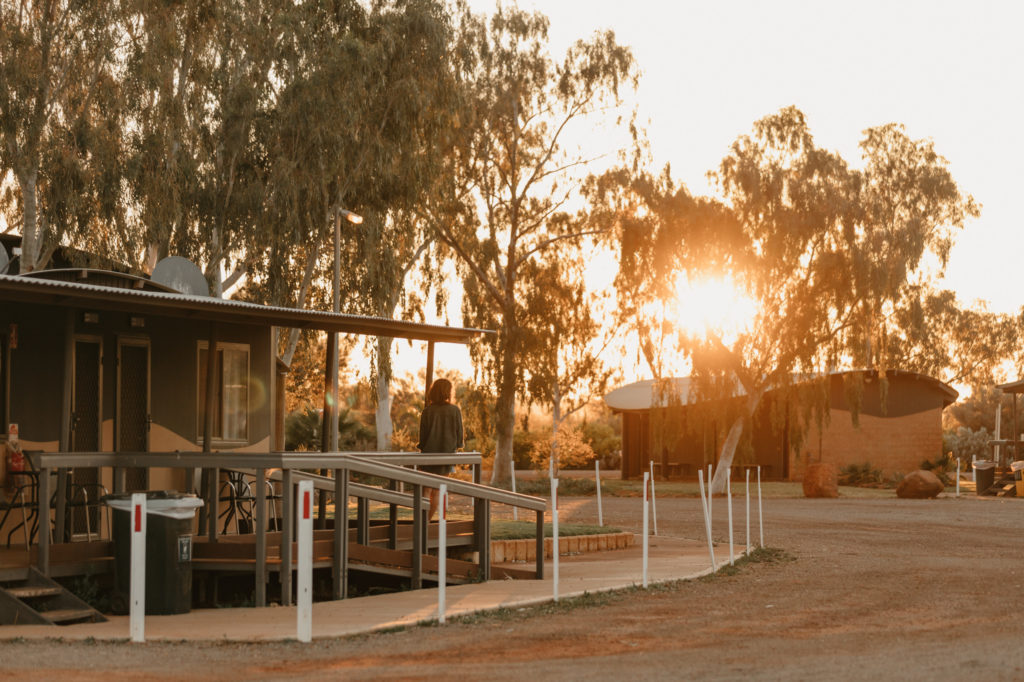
[606,370,958,481]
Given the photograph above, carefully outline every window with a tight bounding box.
[198,342,249,441]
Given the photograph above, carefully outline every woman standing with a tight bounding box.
[417,378,464,519]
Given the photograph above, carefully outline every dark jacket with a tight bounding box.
[417,402,464,453]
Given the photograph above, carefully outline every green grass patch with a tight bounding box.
[491,520,621,540]
[516,477,597,496]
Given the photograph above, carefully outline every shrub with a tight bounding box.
[838,462,883,487]
[528,422,596,473]
[942,426,991,466]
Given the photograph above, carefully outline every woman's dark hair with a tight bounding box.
[427,378,453,405]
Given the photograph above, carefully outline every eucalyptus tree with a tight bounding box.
[0,0,130,271]
[252,0,459,453]
[421,5,638,486]
[887,286,1019,388]
[613,107,978,493]
[123,0,282,291]
[340,209,449,449]
[518,246,614,475]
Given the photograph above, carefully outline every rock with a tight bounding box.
[803,462,839,498]
[897,470,944,499]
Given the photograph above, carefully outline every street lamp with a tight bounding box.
[339,209,363,225]
[329,207,362,453]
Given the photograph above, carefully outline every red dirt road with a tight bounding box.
[3,494,1024,681]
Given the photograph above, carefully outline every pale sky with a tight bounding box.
[402,0,1024,383]
[468,0,1024,313]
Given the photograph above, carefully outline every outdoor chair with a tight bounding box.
[218,471,281,534]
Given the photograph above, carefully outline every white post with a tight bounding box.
[649,460,658,536]
[972,455,977,484]
[956,459,961,498]
[642,472,649,587]
[697,470,716,571]
[595,460,603,527]
[757,466,764,548]
[511,456,518,521]
[727,467,734,565]
[438,483,447,623]
[745,469,751,554]
[551,477,560,601]
[707,464,713,527]
[995,406,1002,466]
[297,480,313,643]
[130,492,146,643]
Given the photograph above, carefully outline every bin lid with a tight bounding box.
[973,460,996,470]
[103,490,203,519]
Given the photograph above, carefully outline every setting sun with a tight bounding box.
[672,274,758,342]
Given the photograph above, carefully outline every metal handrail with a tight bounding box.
[26,450,547,597]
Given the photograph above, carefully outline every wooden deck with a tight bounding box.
[1,521,535,586]
[0,541,113,582]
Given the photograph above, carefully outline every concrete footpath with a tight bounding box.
[0,535,724,642]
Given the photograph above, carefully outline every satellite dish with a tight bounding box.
[151,256,209,296]
[0,246,9,275]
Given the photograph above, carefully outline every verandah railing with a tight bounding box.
[25,451,547,607]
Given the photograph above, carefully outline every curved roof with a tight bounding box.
[605,369,958,412]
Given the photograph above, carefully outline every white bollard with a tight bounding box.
[956,459,961,498]
[649,460,658,536]
[438,483,447,623]
[511,457,519,521]
[595,460,603,527]
[552,477,560,601]
[727,468,734,565]
[642,472,649,587]
[745,469,751,554]
[707,464,713,527]
[130,492,146,643]
[697,470,716,571]
[757,466,764,548]
[297,480,313,643]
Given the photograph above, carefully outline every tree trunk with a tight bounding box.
[375,337,394,451]
[550,379,561,479]
[490,310,519,488]
[491,386,516,488]
[710,387,765,494]
[17,171,41,272]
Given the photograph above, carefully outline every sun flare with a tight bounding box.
[672,274,758,341]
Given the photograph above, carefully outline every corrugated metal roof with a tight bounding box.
[0,273,491,344]
[605,369,958,411]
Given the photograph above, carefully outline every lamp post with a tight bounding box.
[330,207,363,452]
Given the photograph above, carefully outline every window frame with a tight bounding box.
[196,341,251,444]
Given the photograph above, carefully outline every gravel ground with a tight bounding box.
[2,493,1024,681]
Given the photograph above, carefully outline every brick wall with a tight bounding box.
[789,406,944,480]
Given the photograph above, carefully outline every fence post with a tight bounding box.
[438,483,447,623]
[130,492,146,643]
[552,478,560,601]
[297,480,313,643]
[727,467,734,565]
[642,472,649,588]
[697,470,716,571]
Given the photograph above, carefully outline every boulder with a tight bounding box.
[897,470,944,499]
[803,462,839,498]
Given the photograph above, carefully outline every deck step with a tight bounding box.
[6,586,62,599]
[42,608,97,624]
[0,567,107,626]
